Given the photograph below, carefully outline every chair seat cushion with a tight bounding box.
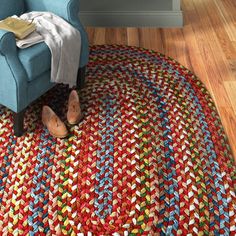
[18,42,51,81]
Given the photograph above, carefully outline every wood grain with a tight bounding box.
[86,0,236,160]
[224,81,236,114]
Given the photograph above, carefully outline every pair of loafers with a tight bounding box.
[42,90,83,138]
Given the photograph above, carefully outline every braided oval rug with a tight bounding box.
[0,45,236,235]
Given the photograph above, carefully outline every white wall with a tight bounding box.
[79,0,183,27]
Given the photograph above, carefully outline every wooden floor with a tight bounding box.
[86,0,236,160]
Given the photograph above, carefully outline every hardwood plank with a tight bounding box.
[105,28,127,45]
[170,28,193,72]
[229,60,236,79]
[92,27,106,45]
[204,0,236,60]
[192,0,234,82]
[186,0,233,108]
[86,27,95,45]
[160,28,177,59]
[182,21,213,94]
[224,81,236,114]
[213,0,236,41]
[127,27,140,47]
[138,28,164,53]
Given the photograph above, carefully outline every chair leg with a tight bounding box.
[77,66,86,89]
[13,110,25,137]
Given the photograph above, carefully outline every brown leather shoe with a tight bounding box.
[42,105,68,138]
[67,90,83,125]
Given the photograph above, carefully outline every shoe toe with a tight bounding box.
[42,106,68,138]
[67,99,82,125]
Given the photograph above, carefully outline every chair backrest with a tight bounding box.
[0,0,25,20]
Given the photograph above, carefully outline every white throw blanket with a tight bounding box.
[16,12,81,87]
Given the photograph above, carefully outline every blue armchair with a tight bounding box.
[0,0,89,136]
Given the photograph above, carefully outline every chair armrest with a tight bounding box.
[24,0,89,67]
[0,30,28,112]
[0,30,17,56]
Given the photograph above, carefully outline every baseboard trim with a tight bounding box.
[80,11,183,27]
